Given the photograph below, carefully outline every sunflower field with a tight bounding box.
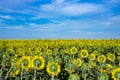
[0,39,120,80]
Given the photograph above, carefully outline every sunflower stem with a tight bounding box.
[40,77,41,80]
[84,73,86,80]
[5,67,12,80]
[117,76,120,80]
[73,54,74,60]
[51,75,54,80]
[21,67,23,80]
[33,68,37,80]
[0,66,3,77]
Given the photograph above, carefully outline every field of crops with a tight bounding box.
[0,39,120,80]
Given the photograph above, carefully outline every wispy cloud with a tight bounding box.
[0,0,117,20]
[29,14,120,33]
[0,15,15,20]
[41,2,106,16]
[0,0,120,39]
[0,25,27,30]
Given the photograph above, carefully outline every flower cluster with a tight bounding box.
[0,39,120,80]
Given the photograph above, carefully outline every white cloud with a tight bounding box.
[54,0,65,4]
[0,26,27,30]
[0,0,113,20]
[29,22,68,31]
[30,0,107,20]
[111,15,120,22]
[29,14,120,33]
[0,15,15,20]
[60,3,104,15]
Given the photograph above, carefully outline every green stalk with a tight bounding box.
[40,77,41,80]
[84,73,86,80]
[0,66,3,77]
[51,74,54,80]
[117,76,120,80]
[72,54,74,60]
[33,68,37,80]
[21,67,23,80]
[5,67,12,80]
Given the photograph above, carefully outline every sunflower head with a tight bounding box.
[88,61,96,68]
[43,43,48,49]
[64,49,70,54]
[46,49,52,55]
[68,74,80,80]
[93,50,99,56]
[55,56,62,64]
[19,56,31,70]
[81,63,89,73]
[106,53,116,62]
[70,47,78,54]
[111,68,120,80]
[10,65,20,77]
[117,51,120,56]
[79,49,89,58]
[73,58,82,67]
[65,61,76,74]
[106,64,113,69]
[117,56,120,61]
[97,55,106,63]
[31,56,45,70]
[105,64,113,74]
[11,58,19,66]
[89,53,96,61]
[46,62,61,76]
[98,63,107,73]
[97,73,109,80]
[38,52,43,56]
[48,56,54,62]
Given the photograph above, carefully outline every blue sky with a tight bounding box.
[0,0,120,39]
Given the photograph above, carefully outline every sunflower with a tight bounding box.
[117,52,120,56]
[105,64,113,74]
[97,55,106,63]
[111,68,120,80]
[73,58,82,67]
[39,52,43,56]
[19,56,31,70]
[70,47,78,54]
[98,68,107,73]
[68,74,80,80]
[89,53,96,61]
[106,53,116,62]
[46,49,52,55]
[65,62,76,74]
[46,62,61,76]
[64,49,70,54]
[43,43,48,49]
[10,60,20,78]
[31,56,45,70]
[106,64,113,69]
[65,67,75,74]
[117,56,120,65]
[10,65,20,77]
[88,61,96,68]
[93,50,99,56]
[10,59,20,77]
[79,49,89,58]
[97,73,109,80]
